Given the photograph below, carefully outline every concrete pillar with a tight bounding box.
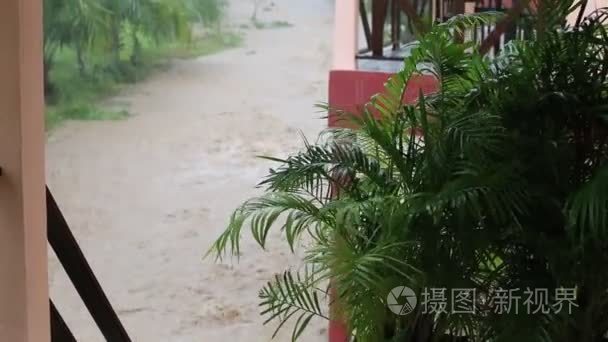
[333,0,359,70]
[0,0,50,341]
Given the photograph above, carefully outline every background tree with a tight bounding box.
[43,0,102,96]
[251,0,266,23]
[187,0,226,28]
[42,0,224,99]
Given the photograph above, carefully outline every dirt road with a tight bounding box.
[47,1,333,340]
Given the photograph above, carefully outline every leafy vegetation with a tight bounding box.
[252,20,293,29]
[248,0,292,29]
[210,2,608,341]
[43,0,236,129]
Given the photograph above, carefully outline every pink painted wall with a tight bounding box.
[332,0,358,70]
[328,4,438,341]
[328,70,437,127]
[568,0,608,23]
[0,0,49,341]
[327,70,437,342]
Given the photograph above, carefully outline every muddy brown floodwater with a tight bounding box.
[47,1,333,340]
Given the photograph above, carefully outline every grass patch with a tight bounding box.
[46,31,242,131]
[252,20,293,29]
[142,31,242,60]
[46,106,129,131]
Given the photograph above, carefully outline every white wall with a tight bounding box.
[568,0,608,24]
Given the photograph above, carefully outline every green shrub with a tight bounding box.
[210,6,608,342]
[43,0,239,129]
[186,0,226,26]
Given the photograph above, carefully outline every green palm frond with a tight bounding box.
[210,9,608,342]
[210,192,331,258]
[259,271,328,341]
[442,11,505,35]
[533,0,582,31]
[566,165,608,243]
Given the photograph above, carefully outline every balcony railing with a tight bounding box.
[357,0,529,62]
[48,187,132,342]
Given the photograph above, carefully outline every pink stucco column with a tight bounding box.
[329,6,359,340]
[0,0,50,341]
[332,0,359,70]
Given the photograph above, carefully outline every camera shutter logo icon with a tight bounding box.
[387,286,417,315]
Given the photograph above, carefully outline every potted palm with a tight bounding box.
[209,4,608,341]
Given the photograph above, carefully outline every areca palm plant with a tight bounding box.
[210,5,608,342]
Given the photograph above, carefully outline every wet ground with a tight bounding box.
[47,1,333,340]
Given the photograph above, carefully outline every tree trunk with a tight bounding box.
[44,60,53,98]
[130,28,141,66]
[43,50,55,100]
[110,19,122,69]
[76,44,86,76]
[251,0,262,22]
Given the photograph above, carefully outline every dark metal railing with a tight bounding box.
[357,0,530,60]
[50,300,77,342]
[469,0,532,55]
[48,187,131,342]
[358,0,427,59]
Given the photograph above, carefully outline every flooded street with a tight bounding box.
[47,1,333,340]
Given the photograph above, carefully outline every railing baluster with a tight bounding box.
[50,300,76,342]
[360,0,373,52]
[47,187,131,342]
[372,0,389,56]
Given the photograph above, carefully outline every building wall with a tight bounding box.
[568,0,608,24]
[0,0,49,341]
